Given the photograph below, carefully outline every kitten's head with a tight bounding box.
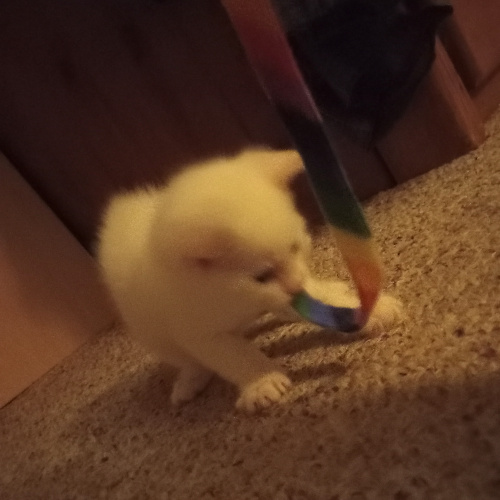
[152,148,311,314]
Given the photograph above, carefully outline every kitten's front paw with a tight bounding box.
[364,293,404,334]
[236,372,291,413]
[170,368,213,406]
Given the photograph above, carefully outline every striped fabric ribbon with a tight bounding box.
[222,0,383,330]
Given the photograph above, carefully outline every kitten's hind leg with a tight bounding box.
[170,363,213,406]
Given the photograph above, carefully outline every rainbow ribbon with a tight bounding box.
[222,0,383,331]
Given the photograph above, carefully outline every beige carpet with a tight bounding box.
[1,110,500,500]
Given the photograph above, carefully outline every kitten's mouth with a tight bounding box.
[283,282,304,297]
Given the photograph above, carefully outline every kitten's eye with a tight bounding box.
[290,242,300,254]
[196,257,214,269]
[254,266,276,283]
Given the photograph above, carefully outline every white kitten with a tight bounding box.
[97,148,401,412]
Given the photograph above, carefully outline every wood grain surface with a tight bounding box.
[442,0,500,91]
[0,0,494,247]
[0,153,116,408]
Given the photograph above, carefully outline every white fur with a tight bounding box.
[97,148,402,412]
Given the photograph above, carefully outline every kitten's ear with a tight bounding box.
[244,148,303,188]
[266,149,304,188]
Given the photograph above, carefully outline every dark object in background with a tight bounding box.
[277,0,453,144]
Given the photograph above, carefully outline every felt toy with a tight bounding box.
[292,291,362,332]
[221,0,450,331]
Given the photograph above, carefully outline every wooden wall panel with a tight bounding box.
[377,43,485,183]
[327,127,395,200]
[0,153,116,408]
[0,0,494,249]
[473,69,500,120]
[442,0,500,91]
[0,0,288,247]
[169,0,291,149]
